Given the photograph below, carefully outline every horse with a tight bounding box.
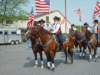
[74,31,88,57]
[73,27,98,61]
[25,26,44,68]
[33,25,57,70]
[85,29,98,61]
[63,35,76,64]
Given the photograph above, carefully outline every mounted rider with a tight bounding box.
[69,24,77,36]
[93,20,100,45]
[38,19,51,34]
[50,16,63,50]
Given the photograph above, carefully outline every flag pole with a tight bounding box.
[65,0,67,33]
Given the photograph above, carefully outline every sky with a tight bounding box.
[25,0,100,26]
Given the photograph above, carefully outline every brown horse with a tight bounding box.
[34,25,57,70]
[73,27,98,61]
[85,29,98,61]
[63,35,76,64]
[25,27,44,68]
[74,31,88,57]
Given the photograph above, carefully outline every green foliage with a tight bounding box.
[75,25,82,32]
[0,15,27,23]
[0,0,28,24]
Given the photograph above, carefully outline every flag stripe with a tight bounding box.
[27,16,34,29]
[93,1,100,19]
[36,5,49,8]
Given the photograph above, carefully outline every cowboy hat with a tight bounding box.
[53,16,60,21]
[38,19,45,23]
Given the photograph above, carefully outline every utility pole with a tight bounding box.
[65,0,67,33]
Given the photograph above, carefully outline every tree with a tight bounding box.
[0,0,28,25]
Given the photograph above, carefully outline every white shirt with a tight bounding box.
[94,24,98,33]
[50,23,61,33]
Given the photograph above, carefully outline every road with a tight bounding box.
[0,43,100,75]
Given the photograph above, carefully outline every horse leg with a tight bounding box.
[79,44,82,53]
[45,52,51,69]
[93,47,98,62]
[64,48,68,63]
[79,45,83,57]
[33,51,38,68]
[68,48,73,64]
[88,46,92,61]
[82,45,87,57]
[50,52,55,71]
[39,51,44,69]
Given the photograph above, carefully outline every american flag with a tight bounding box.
[35,0,50,14]
[27,16,34,29]
[93,2,100,19]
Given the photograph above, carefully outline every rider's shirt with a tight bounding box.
[50,23,61,34]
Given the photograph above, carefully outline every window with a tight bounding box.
[11,31,16,34]
[0,31,3,34]
[4,31,8,35]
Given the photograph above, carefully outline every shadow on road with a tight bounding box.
[24,59,34,68]
[23,56,65,69]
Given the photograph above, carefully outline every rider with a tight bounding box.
[50,16,63,50]
[38,19,51,34]
[83,22,92,41]
[69,24,77,36]
[93,20,100,45]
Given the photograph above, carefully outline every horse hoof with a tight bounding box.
[51,67,55,71]
[89,55,92,60]
[71,61,73,64]
[94,58,98,62]
[79,53,82,57]
[47,66,50,70]
[82,53,85,57]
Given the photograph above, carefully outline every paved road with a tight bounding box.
[0,43,100,75]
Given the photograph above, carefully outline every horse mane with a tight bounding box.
[36,25,51,44]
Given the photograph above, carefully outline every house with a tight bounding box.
[0,10,71,34]
[35,10,71,33]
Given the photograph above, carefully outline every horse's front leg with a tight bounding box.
[93,47,98,62]
[82,45,87,57]
[50,55,55,71]
[33,51,38,68]
[68,48,73,64]
[45,51,51,69]
[88,46,92,61]
[79,45,83,57]
[64,48,68,63]
[39,51,44,69]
